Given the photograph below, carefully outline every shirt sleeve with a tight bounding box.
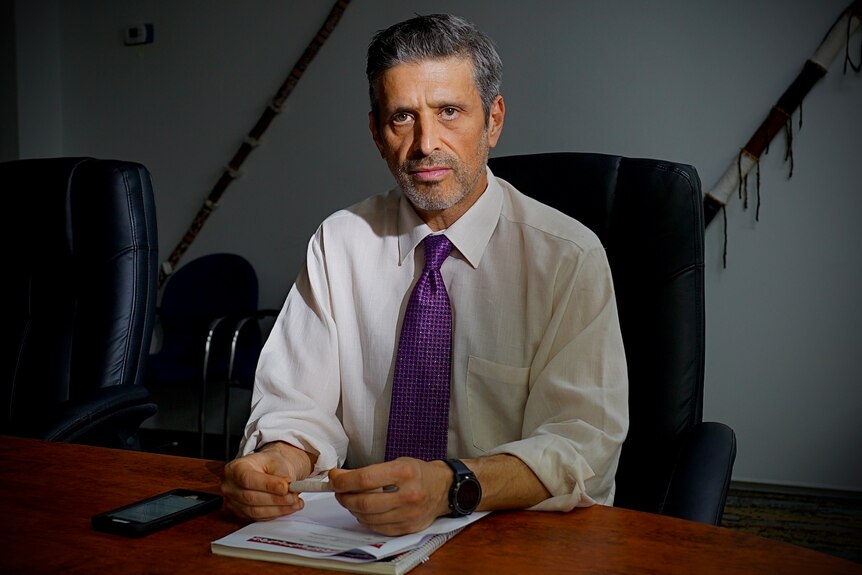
[238,226,348,475]
[485,245,629,511]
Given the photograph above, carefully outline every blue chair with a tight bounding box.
[220,307,278,460]
[145,253,263,457]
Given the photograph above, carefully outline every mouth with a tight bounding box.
[409,166,452,182]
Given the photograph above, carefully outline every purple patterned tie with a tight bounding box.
[385,234,454,461]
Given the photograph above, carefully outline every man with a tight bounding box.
[222,14,628,536]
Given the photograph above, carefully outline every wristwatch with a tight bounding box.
[443,458,482,517]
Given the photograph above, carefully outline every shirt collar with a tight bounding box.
[397,166,502,268]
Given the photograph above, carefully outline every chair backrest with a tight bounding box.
[160,253,259,321]
[148,253,260,386]
[488,152,705,515]
[2,157,159,438]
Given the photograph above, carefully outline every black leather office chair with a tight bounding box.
[488,152,737,525]
[2,157,159,449]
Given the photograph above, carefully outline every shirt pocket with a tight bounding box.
[466,355,530,452]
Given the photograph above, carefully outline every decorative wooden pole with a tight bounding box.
[705,1,861,227]
[704,1,860,266]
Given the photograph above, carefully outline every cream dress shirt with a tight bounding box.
[240,168,628,511]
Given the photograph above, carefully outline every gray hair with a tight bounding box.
[366,14,503,120]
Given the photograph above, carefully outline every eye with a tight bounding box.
[440,107,460,120]
[391,112,413,126]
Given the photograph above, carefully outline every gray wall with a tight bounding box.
[10,0,862,491]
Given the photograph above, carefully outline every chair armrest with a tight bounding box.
[202,315,238,383]
[41,385,158,447]
[202,310,280,384]
[661,421,737,525]
[197,310,279,458]
[228,310,280,381]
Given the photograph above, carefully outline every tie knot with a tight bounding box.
[423,235,453,272]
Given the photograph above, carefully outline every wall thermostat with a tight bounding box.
[124,23,154,46]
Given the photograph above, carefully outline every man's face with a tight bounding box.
[370,57,504,228]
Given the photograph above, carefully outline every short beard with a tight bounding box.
[392,133,490,213]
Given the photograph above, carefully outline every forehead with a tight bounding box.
[376,57,478,109]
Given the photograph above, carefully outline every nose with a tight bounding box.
[413,116,441,157]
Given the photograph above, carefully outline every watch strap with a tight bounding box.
[444,458,473,478]
[443,458,481,517]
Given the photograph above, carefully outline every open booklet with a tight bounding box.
[211,491,488,574]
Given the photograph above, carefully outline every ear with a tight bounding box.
[369,111,385,157]
[486,95,505,149]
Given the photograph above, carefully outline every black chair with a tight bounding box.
[145,252,268,457]
[488,152,737,525]
[2,157,159,449]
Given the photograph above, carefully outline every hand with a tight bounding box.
[221,441,314,521]
[328,458,452,536]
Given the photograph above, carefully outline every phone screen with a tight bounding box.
[93,489,222,536]
[110,493,208,523]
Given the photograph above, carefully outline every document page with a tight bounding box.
[212,492,488,564]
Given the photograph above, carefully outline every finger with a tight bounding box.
[227,459,292,496]
[328,463,405,493]
[221,479,301,508]
[334,489,401,516]
[224,497,304,521]
[222,472,305,518]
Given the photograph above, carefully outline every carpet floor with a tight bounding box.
[721,483,862,564]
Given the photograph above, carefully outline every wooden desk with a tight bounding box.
[0,436,858,574]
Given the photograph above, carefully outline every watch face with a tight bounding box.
[456,477,481,511]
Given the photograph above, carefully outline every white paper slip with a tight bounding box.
[288,479,334,492]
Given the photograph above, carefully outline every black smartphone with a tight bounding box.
[92,488,222,537]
